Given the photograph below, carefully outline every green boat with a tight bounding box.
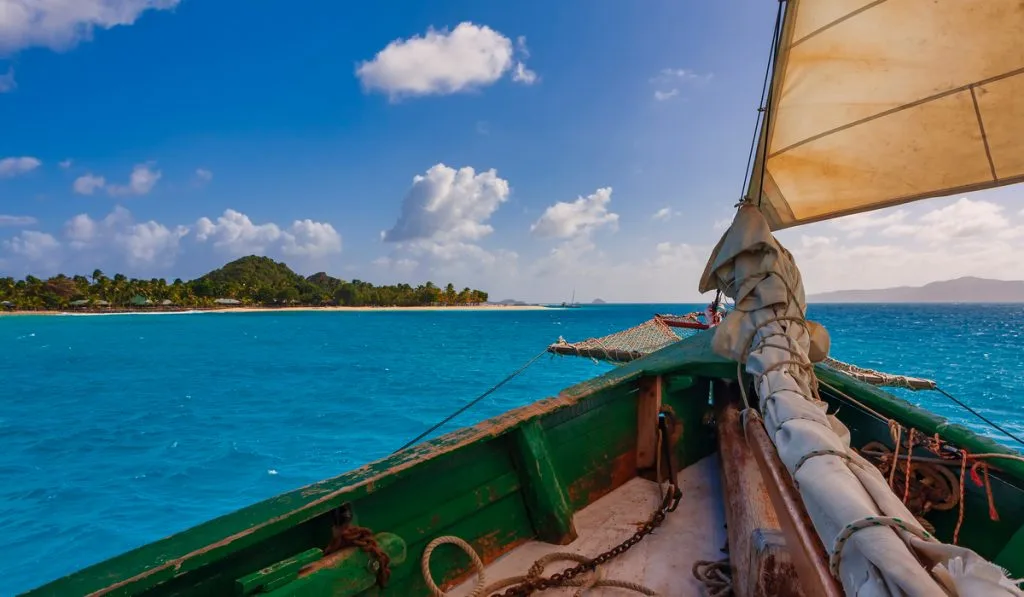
[27,1,1024,595]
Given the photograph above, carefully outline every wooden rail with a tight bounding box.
[742,412,844,597]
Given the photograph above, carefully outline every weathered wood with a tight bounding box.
[637,376,663,469]
[743,412,843,597]
[263,533,407,596]
[511,420,577,544]
[713,380,803,597]
[547,343,644,363]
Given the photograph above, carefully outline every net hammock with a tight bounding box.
[546,316,697,364]
[547,314,938,392]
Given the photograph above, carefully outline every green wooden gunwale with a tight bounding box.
[23,332,1024,595]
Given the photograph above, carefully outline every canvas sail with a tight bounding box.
[702,206,1022,595]
[749,0,1024,230]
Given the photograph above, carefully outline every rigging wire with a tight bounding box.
[934,386,1024,448]
[392,349,549,453]
[739,0,787,204]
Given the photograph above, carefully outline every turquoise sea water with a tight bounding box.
[1,303,1023,593]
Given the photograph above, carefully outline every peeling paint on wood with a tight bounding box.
[511,421,577,544]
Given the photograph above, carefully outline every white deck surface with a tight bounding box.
[449,454,727,596]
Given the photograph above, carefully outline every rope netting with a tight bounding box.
[822,357,936,391]
[547,317,692,364]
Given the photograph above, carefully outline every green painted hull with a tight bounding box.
[24,333,1024,596]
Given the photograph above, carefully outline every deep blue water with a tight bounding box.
[1,303,1022,593]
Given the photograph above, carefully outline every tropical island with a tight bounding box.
[0,256,521,313]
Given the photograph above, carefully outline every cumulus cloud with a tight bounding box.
[107,162,161,196]
[0,67,15,93]
[0,215,37,227]
[652,207,680,221]
[782,197,1024,293]
[65,206,189,267]
[195,209,342,260]
[375,164,514,281]
[382,164,509,243]
[73,174,106,195]
[2,231,60,267]
[653,89,678,101]
[356,22,535,99]
[59,159,73,169]
[0,156,41,178]
[195,168,213,183]
[531,187,619,239]
[0,207,342,277]
[0,0,180,54]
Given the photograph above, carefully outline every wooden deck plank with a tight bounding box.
[448,454,727,597]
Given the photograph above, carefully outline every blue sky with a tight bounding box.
[2,0,1023,302]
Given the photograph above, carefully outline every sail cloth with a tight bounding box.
[750,0,1024,230]
[700,205,1022,596]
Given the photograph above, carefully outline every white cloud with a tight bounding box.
[783,197,1024,293]
[830,209,908,239]
[107,162,161,196]
[283,219,343,258]
[0,215,37,227]
[713,218,732,231]
[356,22,535,99]
[0,66,15,92]
[0,156,41,177]
[650,68,711,103]
[516,36,529,58]
[65,206,188,267]
[531,187,619,239]
[0,0,180,54]
[652,207,679,221]
[59,159,73,169]
[376,164,515,282]
[650,68,713,86]
[73,174,106,195]
[2,230,60,266]
[512,62,537,85]
[195,168,213,183]
[382,164,509,243]
[195,209,342,261]
[1,207,343,278]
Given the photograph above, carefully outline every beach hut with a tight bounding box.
[214,298,241,306]
[68,299,90,310]
[160,299,175,306]
[94,300,110,308]
[130,295,152,307]
[0,300,13,310]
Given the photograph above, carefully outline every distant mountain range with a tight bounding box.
[807,277,1024,303]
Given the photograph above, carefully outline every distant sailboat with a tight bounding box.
[560,288,581,308]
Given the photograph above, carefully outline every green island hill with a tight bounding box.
[0,255,490,312]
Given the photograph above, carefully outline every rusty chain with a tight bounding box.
[325,523,392,588]
[490,414,682,597]
[489,494,673,597]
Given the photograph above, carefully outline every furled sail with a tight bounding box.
[702,205,1023,596]
[749,0,1024,230]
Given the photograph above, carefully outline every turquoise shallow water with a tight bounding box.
[1,303,1022,593]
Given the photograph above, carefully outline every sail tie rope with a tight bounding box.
[394,349,550,453]
[829,516,937,579]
